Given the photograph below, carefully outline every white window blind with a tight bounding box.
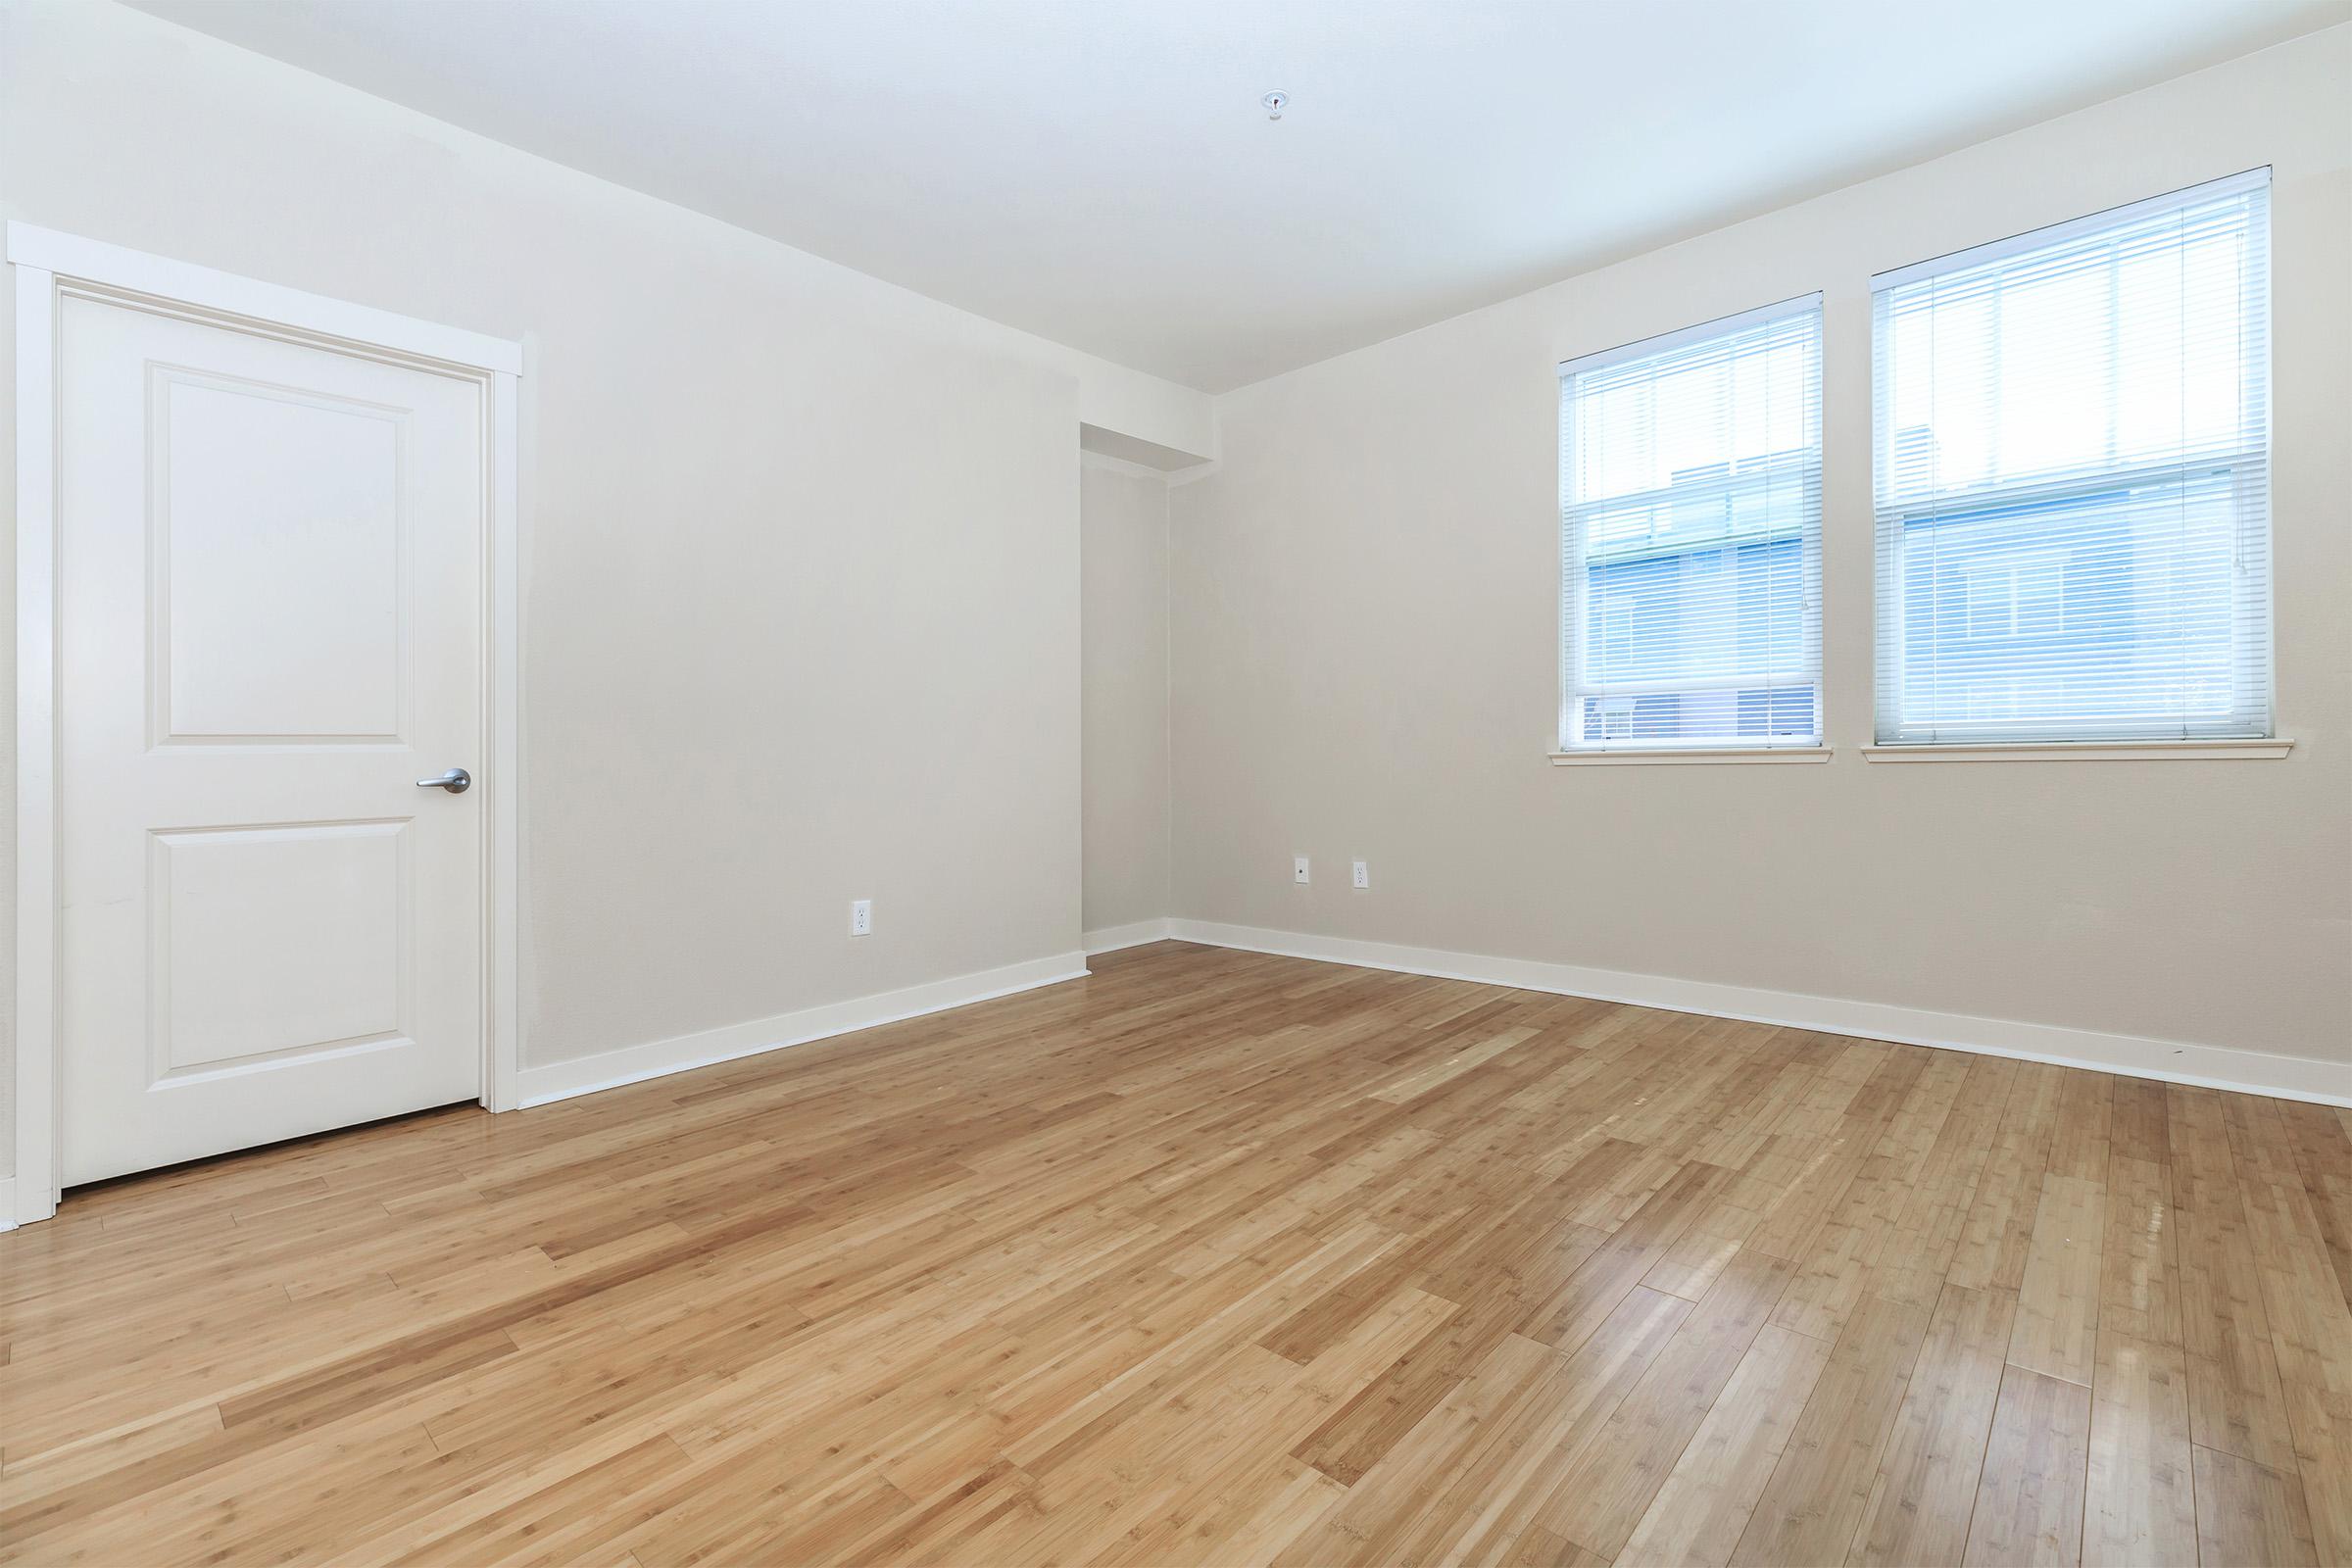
[1558,296,1824,751]
[1872,170,2272,746]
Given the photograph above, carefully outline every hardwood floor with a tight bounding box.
[2,940,2346,1567]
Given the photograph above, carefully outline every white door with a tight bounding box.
[59,293,485,1186]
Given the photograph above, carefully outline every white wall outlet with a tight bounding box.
[850,899,872,936]
[1293,856,1311,884]
[1352,859,1370,889]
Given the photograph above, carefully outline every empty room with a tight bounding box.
[2,1,2348,1564]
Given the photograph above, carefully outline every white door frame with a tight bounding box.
[8,223,525,1227]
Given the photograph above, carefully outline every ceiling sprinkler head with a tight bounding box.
[1261,90,1288,121]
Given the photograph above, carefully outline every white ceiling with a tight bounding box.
[129,0,2344,392]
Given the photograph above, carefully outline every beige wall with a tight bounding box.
[1081,459,1173,933]
[0,0,1212,1175]
[1170,27,2352,1074]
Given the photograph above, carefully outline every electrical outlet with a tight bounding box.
[1293,856,1311,885]
[850,899,872,936]
[1352,859,1370,890]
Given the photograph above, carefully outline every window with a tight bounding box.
[1557,296,1823,752]
[1872,171,2272,746]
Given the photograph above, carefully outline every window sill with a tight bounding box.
[1548,747,1833,766]
[1861,738,2293,763]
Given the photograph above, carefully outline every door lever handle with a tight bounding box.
[416,767,471,794]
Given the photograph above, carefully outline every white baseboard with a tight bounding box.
[0,1177,18,1233]
[1166,919,2349,1107]
[515,952,1091,1108]
[1084,917,1175,956]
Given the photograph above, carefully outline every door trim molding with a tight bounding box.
[8,223,526,1225]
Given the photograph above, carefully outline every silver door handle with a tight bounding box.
[416,767,471,794]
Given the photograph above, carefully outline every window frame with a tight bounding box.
[1867,169,2277,751]
[1555,293,1828,758]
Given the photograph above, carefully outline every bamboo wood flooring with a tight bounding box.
[2,940,2346,1566]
